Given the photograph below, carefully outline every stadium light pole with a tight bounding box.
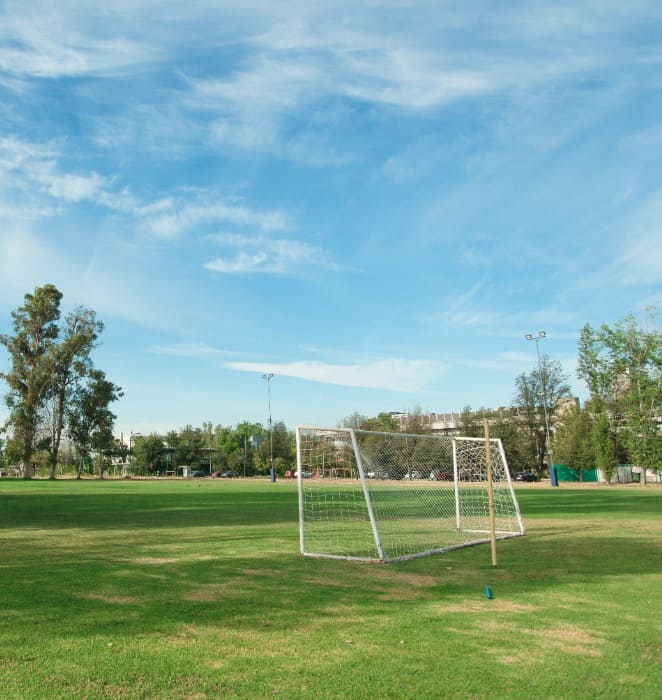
[128,431,141,476]
[524,332,554,477]
[262,373,275,482]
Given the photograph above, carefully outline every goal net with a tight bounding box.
[296,426,525,562]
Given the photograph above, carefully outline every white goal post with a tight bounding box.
[296,426,525,563]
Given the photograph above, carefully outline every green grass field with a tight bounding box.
[1,479,660,699]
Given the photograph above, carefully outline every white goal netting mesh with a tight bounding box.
[296,427,525,562]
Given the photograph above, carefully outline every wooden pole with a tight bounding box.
[484,419,497,567]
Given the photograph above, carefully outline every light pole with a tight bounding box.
[524,332,554,478]
[128,431,142,476]
[262,373,275,482]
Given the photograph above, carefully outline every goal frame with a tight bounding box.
[296,426,526,563]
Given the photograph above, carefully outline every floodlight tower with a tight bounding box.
[128,431,142,476]
[262,373,275,482]
[524,331,554,474]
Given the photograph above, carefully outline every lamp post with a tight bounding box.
[261,373,275,482]
[524,332,554,478]
[128,431,142,476]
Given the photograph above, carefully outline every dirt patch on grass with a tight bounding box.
[166,623,211,647]
[377,587,436,602]
[530,624,605,656]
[366,570,439,588]
[479,620,605,659]
[79,592,139,605]
[442,600,535,613]
[133,554,216,566]
[238,567,289,579]
[182,581,258,602]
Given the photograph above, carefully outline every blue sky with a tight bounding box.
[1,1,661,437]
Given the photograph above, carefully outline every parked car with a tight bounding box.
[212,469,239,478]
[366,470,389,479]
[430,470,453,481]
[191,470,207,478]
[403,471,424,480]
[515,471,537,482]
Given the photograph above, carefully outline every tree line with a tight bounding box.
[2,285,659,482]
[342,309,661,483]
[128,421,294,477]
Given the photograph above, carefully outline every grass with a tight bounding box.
[0,479,660,699]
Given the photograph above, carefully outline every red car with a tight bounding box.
[430,470,453,481]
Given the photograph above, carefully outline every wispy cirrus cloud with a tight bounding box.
[203,232,343,275]
[0,136,292,244]
[0,1,161,79]
[151,342,234,358]
[227,357,444,392]
[0,136,107,206]
[144,201,290,240]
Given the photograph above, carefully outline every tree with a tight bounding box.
[68,370,122,479]
[133,434,167,475]
[341,411,398,432]
[0,284,62,478]
[45,307,103,479]
[578,310,662,484]
[255,420,294,474]
[459,405,483,438]
[513,355,571,477]
[553,405,595,481]
[175,425,206,470]
[592,411,618,483]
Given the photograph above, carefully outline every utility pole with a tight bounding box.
[262,373,275,482]
[525,332,555,481]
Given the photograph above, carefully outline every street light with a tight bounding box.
[128,431,142,476]
[524,332,554,477]
[261,373,275,482]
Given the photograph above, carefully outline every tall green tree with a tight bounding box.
[0,284,62,478]
[45,306,103,479]
[133,434,167,475]
[513,355,571,477]
[175,425,206,469]
[592,411,618,483]
[68,370,122,479]
[553,405,595,481]
[578,310,662,483]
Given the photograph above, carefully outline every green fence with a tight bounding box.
[554,464,598,483]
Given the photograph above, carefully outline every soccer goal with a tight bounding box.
[295,426,525,562]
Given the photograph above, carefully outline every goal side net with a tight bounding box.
[296,426,525,563]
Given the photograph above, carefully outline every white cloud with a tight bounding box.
[0,136,107,205]
[46,172,105,202]
[0,1,160,78]
[144,201,290,240]
[152,342,233,358]
[203,233,342,275]
[227,357,443,392]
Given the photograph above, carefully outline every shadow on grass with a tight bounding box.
[3,520,661,646]
[516,486,662,516]
[1,481,661,646]
[0,481,298,530]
